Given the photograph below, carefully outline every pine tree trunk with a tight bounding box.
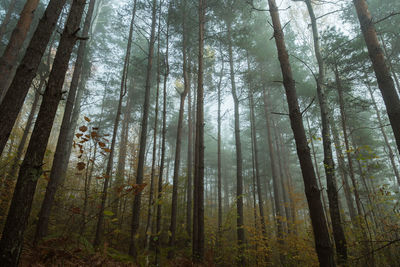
[266,0,335,265]
[353,0,400,155]
[0,1,85,265]
[113,0,137,219]
[0,0,40,100]
[193,0,205,262]
[226,21,245,266]
[33,0,97,245]
[186,54,193,238]
[217,47,224,245]
[0,0,17,46]
[0,0,67,155]
[304,1,348,262]
[129,0,157,258]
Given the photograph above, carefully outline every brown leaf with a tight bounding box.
[84,116,91,122]
[103,148,112,153]
[76,133,83,138]
[98,142,106,148]
[79,125,88,132]
[76,162,86,171]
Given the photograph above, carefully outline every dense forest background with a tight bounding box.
[0,0,399,266]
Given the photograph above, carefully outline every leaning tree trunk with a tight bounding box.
[129,0,157,258]
[266,0,335,265]
[353,0,400,156]
[168,2,189,256]
[33,0,97,245]
[304,0,347,263]
[0,1,85,265]
[0,0,67,155]
[193,0,205,262]
[0,0,40,100]
[226,21,245,266]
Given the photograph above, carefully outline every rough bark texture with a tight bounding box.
[193,0,205,262]
[353,0,400,156]
[304,0,347,263]
[0,1,85,265]
[129,0,157,258]
[33,0,97,244]
[217,50,224,243]
[186,55,193,237]
[266,0,335,265]
[0,0,40,100]
[0,0,67,155]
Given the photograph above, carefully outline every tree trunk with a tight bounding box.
[129,0,157,258]
[193,0,205,262]
[0,0,40,100]
[0,0,67,155]
[0,0,17,46]
[217,47,224,245]
[186,53,193,238]
[154,18,169,264]
[33,0,97,245]
[168,2,190,256]
[226,21,245,267]
[113,0,137,219]
[0,1,85,265]
[304,1,348,262]
[353,0,400,155]
[266,0,335,265]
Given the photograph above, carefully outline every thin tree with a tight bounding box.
[129,0,157,258]
[0,1,86,265]
[0,0,17,44]
[0,0,40,100]
[0,0,67,155]
[168,0,190,257]
[265,0,335,265]
[193,0,206,262]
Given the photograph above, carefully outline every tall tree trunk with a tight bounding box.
[217,48,224,245]
[113,0,137,219]
[0,0,17,45]
[0,1,85,265]
[226,21,245,266]
[145,9,161,251]
[186,53,193,238]
[154,16,169,265]
[193,0,205,262]
[129,0,157,258]
[33,0,97,245]
[262,89,285,263]
[168,2,189,256]
[248,73,267,243]
[304,1,347,262]
[0,0,67,155]
[353,0,400,155]
[0,0,40,100]
[266,0,335,265]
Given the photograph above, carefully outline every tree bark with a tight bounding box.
[266,0,335,265]
[193,0,205,262]
[129,0,157,258]
[186,53,193,238]
[353,0,400,156]
[33,0,96,245]
[0,1,85,265]
[0,0,67,155]
[0,0,40,100]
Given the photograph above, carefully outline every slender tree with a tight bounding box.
[129,0,157,258]
[265,0,335,265]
